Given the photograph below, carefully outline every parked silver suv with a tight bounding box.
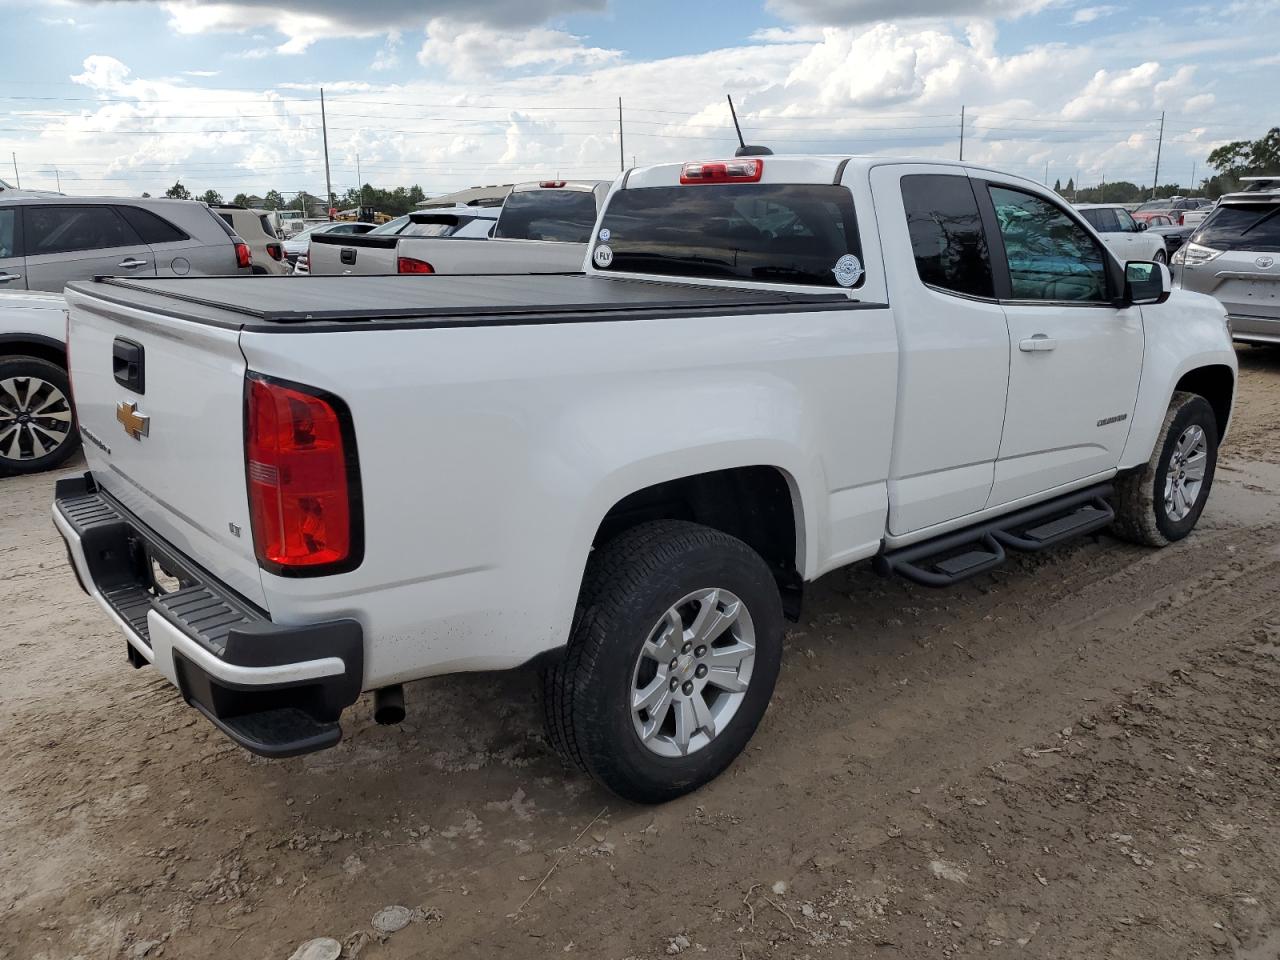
[1174,177,1280,344]
[0,196,252,293]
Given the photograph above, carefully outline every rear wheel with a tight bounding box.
[543,520,784,803]
[1153,249,1167,265]
[1113,391,1218,547]
[0,357,80,476]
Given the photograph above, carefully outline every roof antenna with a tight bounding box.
[727,94,772,157]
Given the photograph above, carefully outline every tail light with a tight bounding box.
[397,257,434,274]
[540,180,566,188]
[680,158,763,184]
[1176,213,1185,225]
[266,242,283,261]
[245,373,362,575]
[235,241,252,269]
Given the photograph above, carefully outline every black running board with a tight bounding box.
[874,484,1114,588]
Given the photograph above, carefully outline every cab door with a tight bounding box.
[22,204,155,292]
[870,164,1011,534]
[979,181,1144,507]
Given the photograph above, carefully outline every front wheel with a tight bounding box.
[543,520,784,803]
[1112,391,1218,547]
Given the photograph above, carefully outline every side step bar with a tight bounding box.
[874,484,1115,588]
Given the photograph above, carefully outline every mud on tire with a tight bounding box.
[1112,391,1219,547]
[542,520,784,804]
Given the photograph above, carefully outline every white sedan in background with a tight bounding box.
[1075,203,1169,264]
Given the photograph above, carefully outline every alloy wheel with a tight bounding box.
[0,376,74,464]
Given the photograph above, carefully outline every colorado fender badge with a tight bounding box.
[593,244,614,268]
[833,254,863,287]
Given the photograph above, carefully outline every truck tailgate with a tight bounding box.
[63,286,267,608]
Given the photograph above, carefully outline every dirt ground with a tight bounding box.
[2,347,1278,960]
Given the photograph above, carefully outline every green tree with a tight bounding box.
[1053,178,1062,193]
[140,191,151,198]
[199,189,223,206]
[1207,127,1280,180]
[263,189,285,210]
[232,193,249,206]
[164,180,191,200]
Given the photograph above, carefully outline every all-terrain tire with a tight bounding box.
[542,520,784,804]
[1112,391,1218,547]
[0,356,80,476]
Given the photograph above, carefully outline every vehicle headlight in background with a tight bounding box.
[1173,242,1222,267]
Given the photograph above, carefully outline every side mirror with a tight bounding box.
[1136,221,1148,231]
[1123,260,1171,305]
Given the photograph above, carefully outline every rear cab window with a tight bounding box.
[493,190,598,243]
[1193,203,1280,251]
[901,174,993,298]
[595,183,865,289]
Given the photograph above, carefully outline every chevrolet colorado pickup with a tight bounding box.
[304,179,607,276]
[54,155,1236,803]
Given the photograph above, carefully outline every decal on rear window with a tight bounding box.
[833,254,863,287]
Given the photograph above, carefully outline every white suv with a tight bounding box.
[1075,204,1169,264]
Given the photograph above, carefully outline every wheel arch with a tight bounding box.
[0,333,67,369]
[590,464,807,619]
[1172,364,1235,439]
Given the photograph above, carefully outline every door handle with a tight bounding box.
[0,272,21,283]
[1019,335,1057,352]
[117,258,148,269]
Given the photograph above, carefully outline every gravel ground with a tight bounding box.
[1,346,1277,960]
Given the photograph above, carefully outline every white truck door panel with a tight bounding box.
[870,164,1010,535]
[980,182,1144,505]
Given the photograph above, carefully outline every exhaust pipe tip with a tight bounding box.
[373,684,405,726]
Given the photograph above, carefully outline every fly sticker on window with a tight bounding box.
[832,254,863,287]
[593,244,614,268]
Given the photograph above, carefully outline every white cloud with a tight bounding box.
[1071,5,1120,23]
[767,0,1060,25]
[416,20,621,79]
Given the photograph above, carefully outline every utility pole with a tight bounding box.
[959,105,965,161]
[320,87,333,219]
[618,98,625,173]
[1190,160,1196,196]
[1044,160,1049,187]
[1074,169,1080,201]
[10,152,19,188]
[1151,111,1165,201]
[53,166,61,192]
[1100,173,1105,203]
[356,152,363,211]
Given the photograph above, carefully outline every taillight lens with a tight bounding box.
[397,257,434,274]
[1176,213,1185,225]
[235,241,252,268]
[267,242,283,261]
[245,374,361,575]
[680,158,764,184]
[540,180,566,188]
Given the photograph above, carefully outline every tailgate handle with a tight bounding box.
[112,338,145,394]
[340,248,357,265]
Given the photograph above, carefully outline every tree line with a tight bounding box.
[154,181,432,217]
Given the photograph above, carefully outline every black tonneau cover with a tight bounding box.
[68,274,868,333]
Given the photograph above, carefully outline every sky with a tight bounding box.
[1,0,1276,200]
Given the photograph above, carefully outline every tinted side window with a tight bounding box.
[1115,209,1138,232]
[117,206,188,244]
[988,186,1107,302]
[26,205,141,256]
[218,212,235,229]
[900,174,994,298]
[0,209,16,258]
[1079,207,1120,232]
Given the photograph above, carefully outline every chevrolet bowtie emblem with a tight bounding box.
[116,400,150,441]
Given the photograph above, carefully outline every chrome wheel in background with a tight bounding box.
[0,375,74,465]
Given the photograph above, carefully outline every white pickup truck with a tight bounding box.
[306,180,608,276]
[54,155,1236,803]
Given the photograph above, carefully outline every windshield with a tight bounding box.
[596,183,864,288]
[493,190,598,243]
[1193,202,1280,252]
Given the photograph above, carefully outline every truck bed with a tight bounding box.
[67,275,865,332]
